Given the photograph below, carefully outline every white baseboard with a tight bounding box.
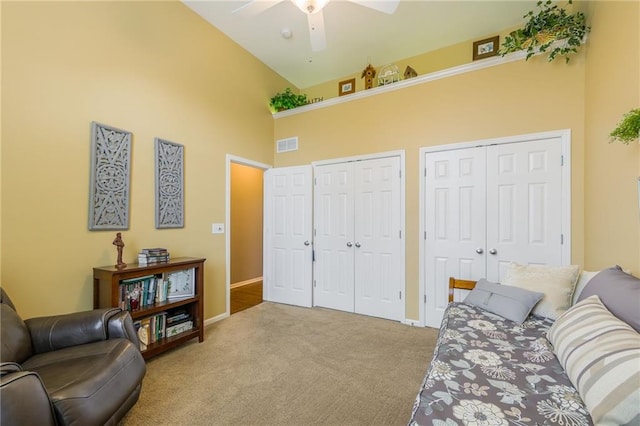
[204,311,229,327]
[230,277,263,289]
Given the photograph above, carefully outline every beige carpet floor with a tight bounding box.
[120,302,438,426]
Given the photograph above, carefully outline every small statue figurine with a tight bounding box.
[113,232,126,269]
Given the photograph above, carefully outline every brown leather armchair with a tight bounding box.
[0,287,146,425]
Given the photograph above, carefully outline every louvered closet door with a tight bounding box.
[353,157,403,321]
[424,147,487,328]
[313,162,355,312]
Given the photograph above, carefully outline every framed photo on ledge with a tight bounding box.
[338,78,356,96]
[473,35,500,61]
[166,268,195,299]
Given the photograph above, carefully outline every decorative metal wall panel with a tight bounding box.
[89,122,132,230]
[155,138,184,228]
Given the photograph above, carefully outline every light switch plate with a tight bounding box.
[212,223,225,234]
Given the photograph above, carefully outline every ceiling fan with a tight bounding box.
[232,0,400,52]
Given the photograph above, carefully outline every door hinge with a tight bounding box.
[314,228,316,236]
[399,230,402,239]
[399,290,402,300]
[314,280,316,288]
[312,250,315,261]
[561,234,564,244]
[314,177,317,185]
[560,155,564,166]
[399,169,402,179]
[424,231,427,240]
[424,294,427,303]
[424,168,427,177]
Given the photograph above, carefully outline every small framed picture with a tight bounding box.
[473,36,500,61]
[166,268,195,299]
[338,78,355,96]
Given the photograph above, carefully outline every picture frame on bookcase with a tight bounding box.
[166,268,195,299]
[155,138,184,229]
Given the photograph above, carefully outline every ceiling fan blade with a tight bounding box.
[232,0,284,17]
[347,0,399,14]
[307,11,327,52]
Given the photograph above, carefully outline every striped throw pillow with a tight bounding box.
[546,295,640,425]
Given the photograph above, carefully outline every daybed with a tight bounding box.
[409,264,640,426]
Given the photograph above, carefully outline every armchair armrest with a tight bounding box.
[25,308,122,354]
[107,309,141,348]
[1,363,56,426]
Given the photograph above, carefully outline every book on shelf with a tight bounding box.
[133,311,167,351]
[119,275,169,311]
[166,320,193,337]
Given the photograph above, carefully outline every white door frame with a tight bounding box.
[224,155,272,318]
[418,129,572,327]
[312,150,407,323]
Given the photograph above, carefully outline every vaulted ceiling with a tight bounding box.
[183,0,538,88]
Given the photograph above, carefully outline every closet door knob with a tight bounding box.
[489,248,497,255]
[475,248,484,254]
[304,241,310,246]
[346,242,353,247]
[355,242,361,248]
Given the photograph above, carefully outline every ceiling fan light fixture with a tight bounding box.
[293,0,329,14]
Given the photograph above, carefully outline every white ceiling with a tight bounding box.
[183,0,538,89]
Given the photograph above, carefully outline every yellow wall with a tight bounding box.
[302,26,519,101]
[273,1,640,320]
[583,1,640,272]
[2,1,637,323]
[230,163,263,283]
[1,1,289,319]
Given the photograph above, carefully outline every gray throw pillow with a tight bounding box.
[463,279,544,323]
[576,265,640,332]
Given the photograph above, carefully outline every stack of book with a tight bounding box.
[138,248,169,266]
[119,275,169,311]
[165,310,193,337]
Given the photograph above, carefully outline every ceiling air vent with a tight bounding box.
[276,137,298,153]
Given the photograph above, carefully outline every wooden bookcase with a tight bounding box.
[93,257,206,359]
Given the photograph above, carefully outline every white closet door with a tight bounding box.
[353,157,403,321]
[424,148,487,328]
[263,166,313,307]
[313,162,355,312]
[486,138,563,281]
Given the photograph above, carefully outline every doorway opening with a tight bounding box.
[226,156,270,315]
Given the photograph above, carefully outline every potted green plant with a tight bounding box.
[610,108,640,144]
[269,88,308,112]
[499,0,589,63]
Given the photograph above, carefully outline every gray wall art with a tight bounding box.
[89,122,132,230]
[155,138,184,228]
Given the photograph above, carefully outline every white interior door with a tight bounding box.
[353,157,403,321]
[263,165,313,307]
[424,148,487,328]
[423,135,567,328]
[314,156,404,321]
[486,138,563,280]
[313,162,355,312]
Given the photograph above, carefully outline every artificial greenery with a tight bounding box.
[610,108,640,144]
[269,88,308,112]
[499,0,589,63]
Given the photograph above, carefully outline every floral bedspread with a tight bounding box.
[409,303,592,426]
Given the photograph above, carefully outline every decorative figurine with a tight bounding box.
[112,232,126,269]
[361,64,377,90]
[404,65,418,79]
